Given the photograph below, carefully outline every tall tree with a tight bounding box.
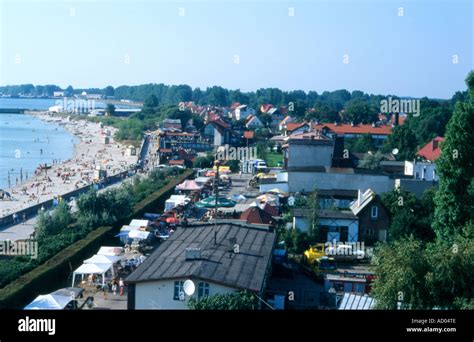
[433,73,474,240]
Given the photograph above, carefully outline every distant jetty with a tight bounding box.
[0,108,25,114]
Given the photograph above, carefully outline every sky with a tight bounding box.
[0,0,472,99]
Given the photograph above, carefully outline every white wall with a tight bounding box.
[134,279,237,309]
[288,171,394,194]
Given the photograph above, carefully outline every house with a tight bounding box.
[203,118,231,146]
[417,136,444,162]
[53,91,64,97]
[313,122,393,147]
[234,105,256,121]
[163,119,182,131]
[278,116,294,131]
[267,108,284,128]
[283,131,334,169]
[125,222,276,309]
[285,122,311,136]
[350,189,389,243]
[292,208,359,242]
[240,206,275,225]
[281,132,395,194]
[260,104,274,114]
[404,161,438,181]
[246,115,264,129]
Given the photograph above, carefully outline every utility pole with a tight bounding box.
[214,159,220,245]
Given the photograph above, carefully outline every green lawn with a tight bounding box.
[265,152,284,167]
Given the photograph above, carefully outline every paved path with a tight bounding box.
[0,175,135,241]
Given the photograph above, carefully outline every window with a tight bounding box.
[353,283,365,293]
[198,282,210,298]
[365,229,375,236]
[334,282,344,292]
[371,206,378,219]
[173,281,184,300]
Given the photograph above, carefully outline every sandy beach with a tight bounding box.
[0,113,139,218]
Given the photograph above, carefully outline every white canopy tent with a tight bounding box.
[97,246,123,256]
[24,294,72,310]
[72,262,113,287]
[165,195,188,211]
[84,254,122,264]
[129,219,149,228]
[128,230,150,240]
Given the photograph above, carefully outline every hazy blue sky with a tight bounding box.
[0,0,472,98]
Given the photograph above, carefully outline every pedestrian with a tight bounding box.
[112,279,118,295]
[119,278,124,296]
[22,213,26,224]
[102,283,108,300]
[12,213,18,224]
[239,170,242,178]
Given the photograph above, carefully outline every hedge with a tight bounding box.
[0,169,194,309]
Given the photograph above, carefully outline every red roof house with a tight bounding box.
[417,137,444,161]
[240,206,274,225]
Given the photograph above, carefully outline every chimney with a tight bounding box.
[351,121,354,127]
[185,247,202,260]
[371,122,376,128]
[357,189,362,207]
[228,237,237,252]
[432,139,439,150]
[394,112,400,126]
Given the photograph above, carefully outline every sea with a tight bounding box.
[0,98,82,189]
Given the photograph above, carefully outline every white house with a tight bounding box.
[404,161,438,181]
[125,222,276,309]
[234,105,256,121]
[246,116,264,129]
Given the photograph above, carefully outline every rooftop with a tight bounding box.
[417,136,444,161]
[125,222,275,292]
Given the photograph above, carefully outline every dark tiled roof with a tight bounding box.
[240,206,274,225]
[126,222,275,292]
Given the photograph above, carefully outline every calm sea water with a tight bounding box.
[0,99,80,189]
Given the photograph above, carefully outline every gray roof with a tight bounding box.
[126,222,275,292]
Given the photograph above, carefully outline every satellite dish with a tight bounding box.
[392,148,399,155]
[183,279,195,296]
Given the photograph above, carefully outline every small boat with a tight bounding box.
[38,164,52,170]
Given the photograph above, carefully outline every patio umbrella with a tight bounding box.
[267,188,288,196]
[195,196,236,208]
[257,194,278,203]
[166,217,179,224]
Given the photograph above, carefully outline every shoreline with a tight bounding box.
[0,112,139,219]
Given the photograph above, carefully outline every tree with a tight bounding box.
[188,290,259,310]
[371,236,433,309]
[105,104,116,116]
[104,85,115,97]
[358,151,384,169]
[383,124,418,161]
[342,98,378,124]
[307,188,319,243]
[144,94,159,109]
[381,189,435,242]
[346,134,374,153]
[433,74,474,240]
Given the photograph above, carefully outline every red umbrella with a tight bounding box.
[166,217,179,224]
